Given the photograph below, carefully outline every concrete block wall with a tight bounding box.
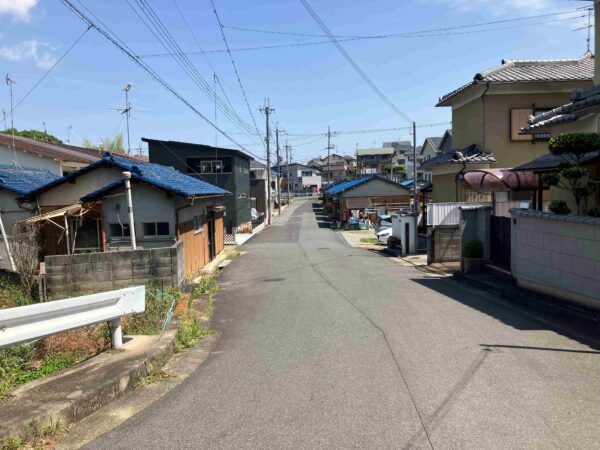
[427,225,461,264]
[460,206,492,260]
[511,209,600,309]
[44,241,184,298]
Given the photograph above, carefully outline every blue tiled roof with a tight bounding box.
[321,178,348,193]
[19,153,230,200]
[0,164,60,194]
[326,176,377,195]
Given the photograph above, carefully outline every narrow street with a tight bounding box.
[88,199,600,449]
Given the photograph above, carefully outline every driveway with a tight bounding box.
[87,199,600,449]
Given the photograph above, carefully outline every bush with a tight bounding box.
[462,240,483,258]
[548,200,571,215]
[123,280,179,335]
[387,236,401,249]
[587,206,600,218]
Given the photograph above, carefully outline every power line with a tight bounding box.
[224,9,585,39]
[6,26,91,119]
[127,0,262,141]
[209,0,265,150]
[300,0,412,124]
[139,14,585,57]
[61,0,266,162]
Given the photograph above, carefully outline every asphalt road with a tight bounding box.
[88,199,600,449]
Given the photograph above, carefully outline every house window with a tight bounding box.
[143,222,170,237]
[193,214,204,232]
[301,171,312,177]
[186,157,232,174]
[109,223,130,238]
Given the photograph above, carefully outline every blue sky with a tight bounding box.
[0,0,593,163]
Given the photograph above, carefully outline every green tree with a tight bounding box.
[1,128,62,145]
[82,133,125,153]
[542,133,599,216]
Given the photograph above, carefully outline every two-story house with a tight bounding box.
[356,147,395,175]
[320,154,356,181]
[279,163,322,194]
[425,54,594,202]
[144,138,252,233]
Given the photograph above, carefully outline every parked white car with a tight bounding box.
[377,227,392,245]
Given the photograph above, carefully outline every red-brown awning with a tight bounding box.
[463,169,543,192]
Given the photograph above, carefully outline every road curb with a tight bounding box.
[0,323,179,443]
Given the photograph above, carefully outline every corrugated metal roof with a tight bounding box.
[20,153,230,200]
[0,164,60,194]
[438,53,594,106]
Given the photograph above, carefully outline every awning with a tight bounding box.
[345,197,372,209]
[19,203,97,228]
[463,169,543,192]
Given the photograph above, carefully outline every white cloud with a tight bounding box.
[0,40,57,69]
[0,0,39,21]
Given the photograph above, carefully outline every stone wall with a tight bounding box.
[511,209,600,309]
[44,241,184,298]
[427,225,461,264]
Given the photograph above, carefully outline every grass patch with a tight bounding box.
[175,316,213,353]
[0,281,31,310]
[123,281,180,335]
[1,418,64,450]
[359,237,379,244]
[133,360,169,389]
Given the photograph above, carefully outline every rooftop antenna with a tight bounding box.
[5,74,17,164]
[67,125,72,144]
[1,109,6,130]
[109,82,145,154]
[573,7,594,53]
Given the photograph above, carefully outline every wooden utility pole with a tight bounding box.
[275,126,282,214]
[412,121,418,254]
[326,126,333,182]
[260,99,274,225]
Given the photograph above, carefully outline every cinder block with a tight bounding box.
[112,268,134,281]
[551,251,572,272]
[542,232,561,253]
[581,277,600,300]
[93,281,115,293]
[561,272,585,294]
[133,265,173,278]
[130,249,152,260]
[46,264,67,276]
[92,261,112,272]
[561,236,584,257]
[71,262,94,274]
[93,271,113,282]
[581,240,600,261]
[571,256,595,279]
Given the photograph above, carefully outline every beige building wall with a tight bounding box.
[430,169,460,203]
[452,99,483,150]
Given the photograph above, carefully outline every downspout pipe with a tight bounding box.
[122,171,137,251]
[480,81,491,150]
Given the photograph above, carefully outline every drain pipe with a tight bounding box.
[123,171,137,250]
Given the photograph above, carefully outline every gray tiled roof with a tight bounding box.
[420,144,496,169]
[513,150,600,172]
[438,53,594,106]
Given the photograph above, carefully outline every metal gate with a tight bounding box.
[490,216,511,270]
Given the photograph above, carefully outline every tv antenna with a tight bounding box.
[109,82,146,154]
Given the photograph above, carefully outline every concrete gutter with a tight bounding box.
[0,324,178,442]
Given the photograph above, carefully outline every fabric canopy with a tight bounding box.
[463,169,542,192]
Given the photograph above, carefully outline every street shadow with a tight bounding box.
[412,277,600,352]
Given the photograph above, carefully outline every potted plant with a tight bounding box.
[462,239,484,274]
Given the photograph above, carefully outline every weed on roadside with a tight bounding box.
[175,316,213,353]
[359,237,379,244]
[123,280,180,335]
[1,418,64,450]
[134,361,170,389]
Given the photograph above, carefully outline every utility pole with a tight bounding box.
[260,98,274,225]
[276,126,282,214]
[123,83,132,154]
[326,126,333,182]
[412,121,418,254]
[285,141,291,202]
[5,74,16,161]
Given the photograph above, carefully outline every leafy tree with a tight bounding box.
[1,128,62,145]
[82,133,125,153]
[542,133,599,216]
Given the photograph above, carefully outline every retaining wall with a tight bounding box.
[44,241,184,298]
[511,209,600,309]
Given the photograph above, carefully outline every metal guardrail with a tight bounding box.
[0,286,145,350]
